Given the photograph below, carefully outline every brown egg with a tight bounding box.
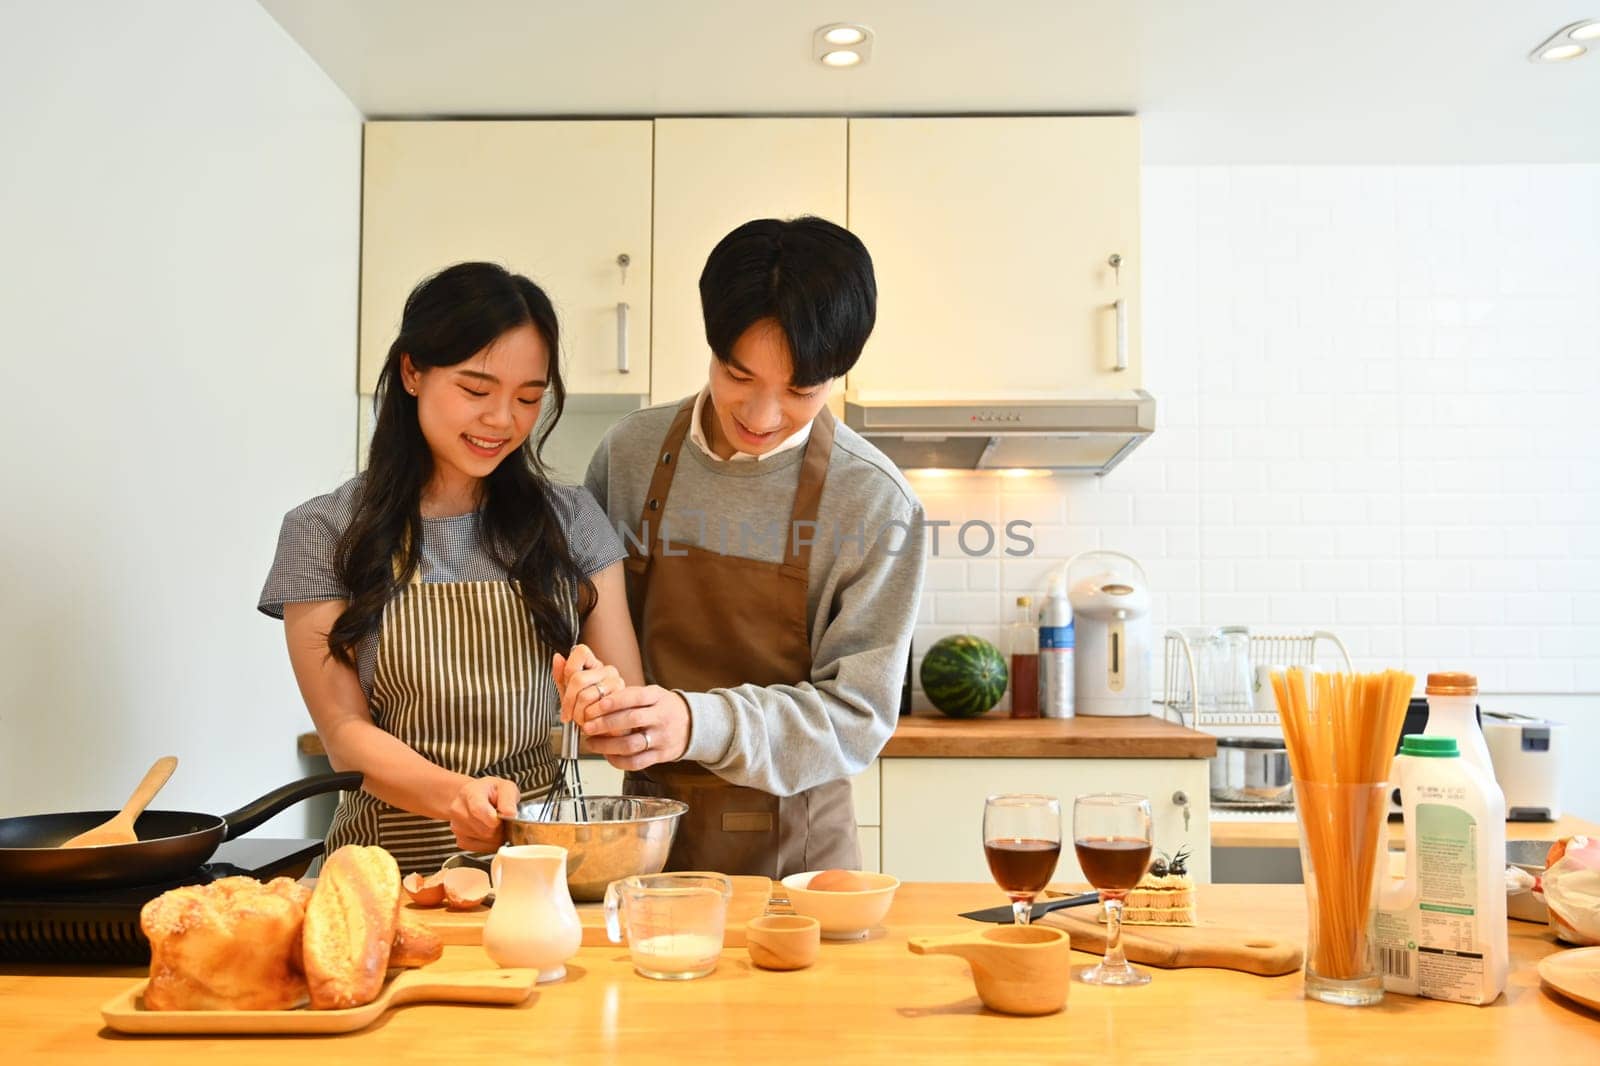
[807,869,870,892]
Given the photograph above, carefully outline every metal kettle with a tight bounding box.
[1065,551,1152,717]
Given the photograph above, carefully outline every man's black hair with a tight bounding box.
[698,216,877,388]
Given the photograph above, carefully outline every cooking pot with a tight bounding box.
[1209,737,1292,805]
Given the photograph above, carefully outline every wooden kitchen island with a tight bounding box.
[2,884,1592,1063]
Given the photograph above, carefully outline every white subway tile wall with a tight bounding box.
[906,164,1600,711]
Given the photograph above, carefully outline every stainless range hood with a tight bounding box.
[842,391,1156,475]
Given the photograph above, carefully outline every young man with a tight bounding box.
[560,216,926,877]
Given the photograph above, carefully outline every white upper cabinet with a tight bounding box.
[359,121,653,395]
[650,118,848,406]
[846,117,1142,397]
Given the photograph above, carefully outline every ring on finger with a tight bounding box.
[642,729,652,752]
[589,680,606,700]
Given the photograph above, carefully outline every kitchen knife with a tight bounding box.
[958,890,1101,923]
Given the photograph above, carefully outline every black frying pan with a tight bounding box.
[0,771,361,895]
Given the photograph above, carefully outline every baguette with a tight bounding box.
[302,845,402,1009]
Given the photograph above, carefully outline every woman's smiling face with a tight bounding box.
[403,322,549,491]
[704,318,832,457]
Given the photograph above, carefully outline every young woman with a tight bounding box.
[556,217,928,878]
[258,262,640,873]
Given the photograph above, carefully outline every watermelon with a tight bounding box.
[921,635,1008,718]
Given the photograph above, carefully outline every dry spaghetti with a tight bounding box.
[1271,668,1413,982]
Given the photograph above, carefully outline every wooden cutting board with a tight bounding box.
[1041,910,1303,976]
[99,968,539,1035]
[1538,946,1600,1014]
[415,875,773,948]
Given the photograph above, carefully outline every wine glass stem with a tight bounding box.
[1013,898,1032,926]
[1103,896,1127,969]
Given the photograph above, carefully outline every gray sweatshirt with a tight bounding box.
[585,401,926,797]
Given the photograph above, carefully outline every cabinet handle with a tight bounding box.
[1113,297,1128,372]
[616,302,630,374]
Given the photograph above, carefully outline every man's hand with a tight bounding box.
[582,686,692,771]
[551,644,690,771]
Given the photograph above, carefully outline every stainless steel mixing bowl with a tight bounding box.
[503,795,687,900]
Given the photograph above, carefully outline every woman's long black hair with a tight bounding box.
[326,262,594,665]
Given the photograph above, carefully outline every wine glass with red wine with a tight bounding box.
[1073,792,1154,986]
[982,794,1062,925]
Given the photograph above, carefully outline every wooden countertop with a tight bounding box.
[1211,812,1600,850]
[299,713,1215,761]
[2,883,1593,1061]
[882,712,1215,758]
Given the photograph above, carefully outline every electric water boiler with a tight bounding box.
[1067,551,1153,717]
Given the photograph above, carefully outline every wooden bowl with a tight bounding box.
[746,915,821,971]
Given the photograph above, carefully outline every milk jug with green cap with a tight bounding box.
[1376,733,1508,1005]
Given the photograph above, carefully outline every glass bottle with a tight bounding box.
[1005,596,1040,719]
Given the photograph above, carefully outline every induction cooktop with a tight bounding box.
[0,837,323,964]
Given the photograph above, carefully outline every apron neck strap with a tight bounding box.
[392,522,426,586]
[783,405,835,571]
[625,397,837,575]
[624,397,697,576]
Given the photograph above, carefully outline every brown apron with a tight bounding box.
[622,397,859,878]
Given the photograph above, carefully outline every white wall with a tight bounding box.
[909,164,1600,820]
[0,1,361,833]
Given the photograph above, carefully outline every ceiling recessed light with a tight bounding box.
[813,23,873,67]
[1531,20,1599,61]
[1541,43,1587,61]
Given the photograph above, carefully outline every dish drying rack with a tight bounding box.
[1160,630,1353,728]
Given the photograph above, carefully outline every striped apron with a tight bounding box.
[324,570,567,874]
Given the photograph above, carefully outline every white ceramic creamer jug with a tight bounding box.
[484,843,582,983]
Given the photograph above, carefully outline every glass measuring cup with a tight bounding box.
[603,872,732,980]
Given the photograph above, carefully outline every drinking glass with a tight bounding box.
[1073,792,1154,986]
[982,794,1062,925]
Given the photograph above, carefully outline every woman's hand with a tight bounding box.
[583,686,691,771]
[553,644,624,725]
[448,775,519,853]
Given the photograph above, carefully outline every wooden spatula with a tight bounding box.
[59,756,179,848]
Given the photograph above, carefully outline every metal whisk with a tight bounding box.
[536,717,587,823]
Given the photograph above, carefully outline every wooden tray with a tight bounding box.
[416,875,773,948]
[100,968,539,1035]
[1041,910,1302,976]
[1539,946,1600,1015]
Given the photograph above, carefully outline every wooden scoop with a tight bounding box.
[59,756,178,848]
[909,925,1072,1016]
